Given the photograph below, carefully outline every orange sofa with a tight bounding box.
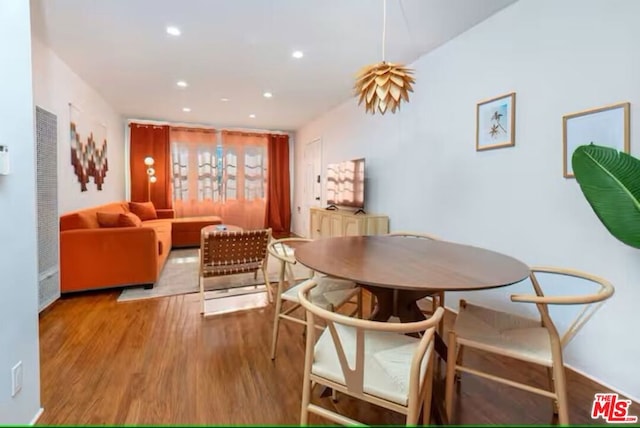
[60,202,222,293]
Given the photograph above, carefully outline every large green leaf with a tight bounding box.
[572,144,640,249]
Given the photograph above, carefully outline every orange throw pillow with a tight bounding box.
[119,212,142,227]
[60,213,92,231]
[129,201,158,221]
[96,212,122,228]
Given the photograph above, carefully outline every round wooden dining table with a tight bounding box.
[295,235,530,425]
[295,234,530,323]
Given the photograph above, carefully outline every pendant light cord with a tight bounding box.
[382,0,387,62]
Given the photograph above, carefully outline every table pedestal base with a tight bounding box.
[362,285,450,425]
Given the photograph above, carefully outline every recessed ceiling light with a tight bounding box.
[292,50,304,59]
[220,97,229,102]
[166,26,181,36]
[263,92,273,98]
[182,107,191,112]
[176,80,188,88]
[249,114,256,118]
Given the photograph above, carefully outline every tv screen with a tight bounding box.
[326,158,365,208]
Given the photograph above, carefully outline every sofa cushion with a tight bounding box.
[97,212,122,228]
[60,213,92,230]
[129,201,158,221]
[120,212,142,227]
[171,216,223,248]
[60,202,128,231]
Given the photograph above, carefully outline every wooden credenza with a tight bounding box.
[309,207,389,239]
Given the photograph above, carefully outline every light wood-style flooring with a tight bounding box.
[38,290,638,425]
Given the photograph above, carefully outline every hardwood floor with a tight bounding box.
[38,290,638,425]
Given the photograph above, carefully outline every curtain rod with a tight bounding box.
[128,123,166,129]
[170,126,216,134]
[127,119,290,135]
[222,130,276,138]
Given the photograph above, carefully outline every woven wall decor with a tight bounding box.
[69,103,108,191]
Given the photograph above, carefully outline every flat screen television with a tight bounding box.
[326,158,365,209]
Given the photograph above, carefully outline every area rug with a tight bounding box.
[117,248,312,302]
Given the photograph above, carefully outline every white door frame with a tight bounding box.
[302,138,322,237]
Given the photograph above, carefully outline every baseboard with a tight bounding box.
[30,407,44,425]
[441,305,639,405]
[565,363,640,405]
[38,294,59,313]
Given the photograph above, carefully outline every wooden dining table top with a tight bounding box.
[294,235,530,292]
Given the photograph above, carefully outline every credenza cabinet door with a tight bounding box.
[328,215,343,237]
[310,209,322,239]
[309,208,389,239]
[343,216,365,236]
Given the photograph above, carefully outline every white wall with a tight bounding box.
[295,0,640,401]
[0,1,42,423]
[31,37,125,214]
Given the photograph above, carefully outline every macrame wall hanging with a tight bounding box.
[69,103,108,191]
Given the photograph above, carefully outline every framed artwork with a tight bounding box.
[562,102,630,178]
[476,92,516,151]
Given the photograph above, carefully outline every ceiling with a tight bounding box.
[31,0,516,131]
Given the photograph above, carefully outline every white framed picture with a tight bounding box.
[476,92,516,151]
[562,102,630,178]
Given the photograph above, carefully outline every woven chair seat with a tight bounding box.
[312,323,430,406]
[453,302,552,366]
[282,276,358,310]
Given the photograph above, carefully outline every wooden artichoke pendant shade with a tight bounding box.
[354,61,415,114]
[354,0,415,115]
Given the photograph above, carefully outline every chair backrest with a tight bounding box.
[268,237,312,284]
[268,237,311,265]
[201,228,271,277]
[388,231,441,241]
[510,266,614,347]
[298,280,444,397]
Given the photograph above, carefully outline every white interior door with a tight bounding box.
[302,138,322,237]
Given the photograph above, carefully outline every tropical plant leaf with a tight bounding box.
[572,143,640,249]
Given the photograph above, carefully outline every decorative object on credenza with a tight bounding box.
[563,102,630,178]
[572,143,640,249]
[144,156,157,201]
[69,103,108,191]
[353,0,414,114]
[476,92,516,151]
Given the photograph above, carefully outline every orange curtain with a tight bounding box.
[129,123,171,208]
[220,131,268,230]
[265,134,291,234]
[169,127,218,218]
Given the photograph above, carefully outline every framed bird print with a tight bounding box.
[476,92,516,151]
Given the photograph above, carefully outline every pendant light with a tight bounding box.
[354,0,415,115]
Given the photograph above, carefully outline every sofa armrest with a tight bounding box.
[60,227,159,292]
[156,209,176,219]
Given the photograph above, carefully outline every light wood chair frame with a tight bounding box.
[199,228,272,316]
[445,266,614,425]
[267,237,363,360]
[385,231,446,335]
[298,280,445,426]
